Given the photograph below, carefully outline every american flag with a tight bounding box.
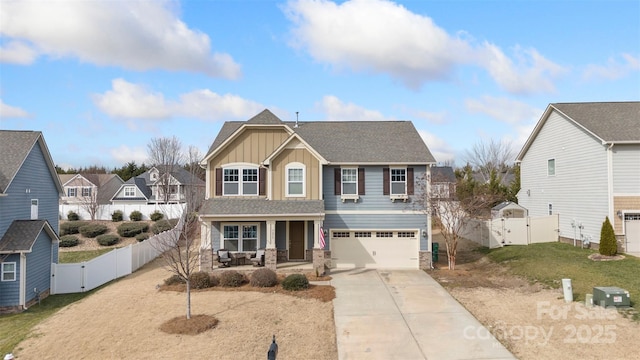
[319,227,326,249]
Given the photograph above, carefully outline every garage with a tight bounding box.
[330,230,419,269]
[625,214,640,253]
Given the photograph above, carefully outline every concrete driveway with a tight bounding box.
[331,269,516,360]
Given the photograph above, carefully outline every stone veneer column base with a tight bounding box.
[199,248,213,271]
[312,249,328,276]
[265,248,278,271]
[419,251,432,270]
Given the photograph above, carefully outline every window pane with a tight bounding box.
[343,183,357,194]
[242,239,257,251]
[224,183,239,195]
[243,169,257,181]
[243,183,257,195]
[289,182,303,195]
[548,159,555,176]
[243,225,257,238]
[224,225,238,239]
[391,169,406,181]
[288,168,303,182]
[224,169,238,181]
[226,240,239,251]
[342,169,356,182]
[391,183,405,195]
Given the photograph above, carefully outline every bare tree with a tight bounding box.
[463,139,515,184]
[79,188,99,221]
[418,170,501,270]
[147,136,184,203]
[152,146,202,319]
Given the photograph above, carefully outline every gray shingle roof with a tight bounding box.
[0,131,41,193]
[431,166,456,182]
[200,198,325,216]
[0,220,58,253]
[552,102,640,142]
[204,109,436,164]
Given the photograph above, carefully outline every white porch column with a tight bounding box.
[266,220,276,249]
[313,220,321,248]
[200,221,212,250]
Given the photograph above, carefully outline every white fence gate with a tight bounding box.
[51,218,182,294]
[460,215,558,248]
[60,203,184,221]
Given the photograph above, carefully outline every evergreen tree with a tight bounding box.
[599,216,617,256]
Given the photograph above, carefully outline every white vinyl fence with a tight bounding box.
[459,215,559,249]
[60,203,184,221]
[51,217,183,294]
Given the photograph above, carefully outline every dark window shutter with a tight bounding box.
[215,168,222,196]
[383,167,389,195]
[334,168,341,195]
[259,167,266,196]
[407,167,414,195]
[358,168,365,195]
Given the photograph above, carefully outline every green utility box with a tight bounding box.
[593,287,630,307]
[432,243,439,263]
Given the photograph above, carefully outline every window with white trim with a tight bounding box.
[391,168,407,195]
[548,203,553,215]
[67,188,77,197]
[376,232,393,238]
[332,231,350,238]
[398,231,416,238]
[342,168,357,195]
[82,187,92,197]
[286,163,305,197]
[124,186,136,197]
[1,262,16,282]
[222,224,258,252]
[548,159,555,176]
[223,166,259,196]
[354,231,372,237]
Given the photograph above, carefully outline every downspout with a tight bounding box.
[606,142,615,230]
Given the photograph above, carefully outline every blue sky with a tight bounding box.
[1,0,638,170]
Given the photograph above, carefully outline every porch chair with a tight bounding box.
[251,249,266,267]
[218,249,231,267]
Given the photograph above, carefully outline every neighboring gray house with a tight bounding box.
[199,109,436,272]
[111,166,204,206]
[0,130,63,313]
[431,166,457,199]
[516,102,640,252]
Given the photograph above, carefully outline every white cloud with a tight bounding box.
[0,99,29,118]
[583,53,640,81]
[418,129,455,163]
[0,0,240,78]
[109,145,148,166]
[0,40,38,64]
[407,109,448,124]
[284,0,564,93]
[464,96,542,125]
[93,79,265,121]
[317,95,386,120]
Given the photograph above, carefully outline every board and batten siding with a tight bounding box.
[0,141,60,237]
[207,128,290,198]
[0,254,21,307]
[270,148,320,200]
[25,230,55,304]
[518,110,610,243]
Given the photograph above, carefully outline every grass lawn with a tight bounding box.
[488,242,640,308]
[59,248,113,263]
[0,290,98,355]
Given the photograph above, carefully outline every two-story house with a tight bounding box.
[516,102,640,252]
[0,130,63,313]
[198,110,436,273]
[111,166,204,206]
[59,173,124,206]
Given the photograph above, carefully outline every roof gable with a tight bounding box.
[0,220,58,253]
[263,133,327,166]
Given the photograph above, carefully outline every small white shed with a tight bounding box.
[492,201,528,219]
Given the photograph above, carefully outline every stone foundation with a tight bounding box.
[277,250,288,262]
[312,249,329,276]
[419,251,432,270]
[265,248,277,270]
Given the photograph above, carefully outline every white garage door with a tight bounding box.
[331,230,419,269]
[625,214,640,253]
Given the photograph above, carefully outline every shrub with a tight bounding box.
[67,210,80,221]
[219,271,245,287]
[599,216,617,256]
[112,210,123,222]
[250,268,278,287]
[135,233,149,242]
[129,210,143,221]
[59,235,79,247]
[189,271,212,289]
[117,222,149,237]
[79,224,108,238]
[281,273,309,291]
[164,275,185,286]
[209,274,220,287]
[151,219,173,234]
[96,234,119,246]
[150,210,164,222]
[60,221,88,236]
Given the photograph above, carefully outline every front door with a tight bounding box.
[289,221,305,260]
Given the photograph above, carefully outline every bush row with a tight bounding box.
[117,222,149,237]
[162,270,310,291]
[69,210,167,222]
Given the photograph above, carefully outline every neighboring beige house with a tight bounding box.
[59,174,124,205]
[516,102,640,252]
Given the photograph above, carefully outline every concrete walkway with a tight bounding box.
[331,269,516,360]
